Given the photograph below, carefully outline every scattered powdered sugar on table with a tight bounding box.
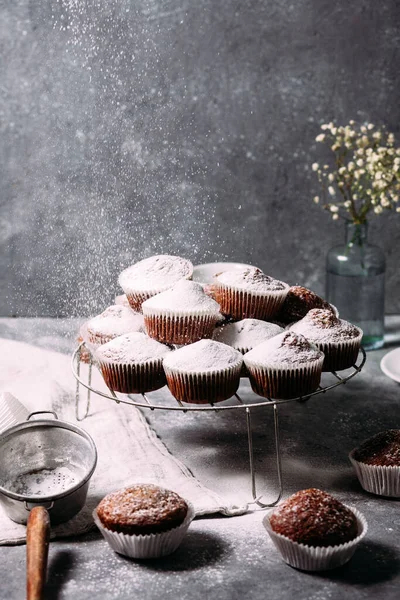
[142,280,221,314]
[87,305,144,337]
[244,331,323,365]
[163,339,242,372]
[213,319,283,350]
[118,255,193,292]
[95,332,171,363]
[216,267,288,292]
[289,309,362,342]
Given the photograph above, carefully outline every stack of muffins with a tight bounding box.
[80,253,363,404]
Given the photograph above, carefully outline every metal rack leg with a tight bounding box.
[75,350,92,422]
[246,404,283,508]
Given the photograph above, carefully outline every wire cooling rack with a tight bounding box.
[71,343,366,508]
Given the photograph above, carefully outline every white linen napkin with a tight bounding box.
[0,338,247,545]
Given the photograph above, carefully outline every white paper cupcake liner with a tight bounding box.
[311,331,363,372]
[164,359,243,404]
[349,449,400,497]
[143,310,220,345]
[244,355,324,400]
[93,501,195,559]
[97,357,167,394]
[263,506,367,571]
[214,283,289,320]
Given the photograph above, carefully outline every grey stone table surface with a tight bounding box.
[0,317,400,600]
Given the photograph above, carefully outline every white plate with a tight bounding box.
[192,262,255,285]
[380,347,400,383]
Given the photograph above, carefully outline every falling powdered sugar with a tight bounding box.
[163,339,243,373]
[142,280,221,314]
[95,332,171,364]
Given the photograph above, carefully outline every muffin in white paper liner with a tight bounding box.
[142,280,221,345]
[349,449,400,497]
[263,506,367,571]
[163,339,243,404]
[93,502,195,559]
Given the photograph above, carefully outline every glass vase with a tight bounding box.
[326,222,385,351]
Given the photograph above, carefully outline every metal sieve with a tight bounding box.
[0,411,97,600]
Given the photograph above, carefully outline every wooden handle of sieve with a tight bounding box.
[26,506,50,600]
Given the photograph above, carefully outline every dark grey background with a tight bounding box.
[1,0,399,317]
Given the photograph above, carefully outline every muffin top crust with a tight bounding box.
[277,285,334,323]
[96,332,171,364]
[244,331,324,366]
[142,280,221,315]
[215,267,288,293]
[96,484,188,535]
[270,488,358,547]
[352,430,400,467]
[163,339,243,373]
[119,255,193,293]
[290,309,362,342]
[213,319,283,351]
[87,305,144,338]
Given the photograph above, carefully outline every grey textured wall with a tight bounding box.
[1,0,399,317]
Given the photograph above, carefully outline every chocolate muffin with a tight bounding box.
[118,255,193,312]
[213,267,289,320]
[86,305,145,346]
[349,430,400,497]
[264,488,367,571]
[142,280,221,345]
[289,309,362,371]
[244,331,324,400]
[96,484,188,535]
[276,285,336,324]
[163,339,243,404]
[95,331,171,394]
[94,484,195,559]
[269,488,358,547]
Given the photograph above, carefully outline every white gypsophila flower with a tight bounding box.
[328,186,336,196]
[328,173,335,182]
[375,171,383,180]
[356,158,364,167]
[392,194,399,202]
[313,196,320,204]
[332,213,339,220]
[321,124,329,130]
[388,133,395,144]
[373,131,382,140]
[312,162,319,171]
[344,200,351,207]
[315,134,325,142]
[397,207,400,212]
[331,143,340,151]
[330,205,339,212]
[338,167,346,175]
[348,162,355,171]
[367,123,374,130]
[374,205,383,214]
[360,125,367,133]
[381,197,390,207]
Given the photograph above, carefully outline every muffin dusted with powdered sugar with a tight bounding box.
[96,331,172,394]
[263,488,367,571]
[289,308,362,371]
[142,280,221,345]
[118,255,193,312]
[163,339,243,404]
[94,484,195,559]
[244,331,324,399]
[213,267,289,320]
[276,285,336,324]
[84,305,145,346]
